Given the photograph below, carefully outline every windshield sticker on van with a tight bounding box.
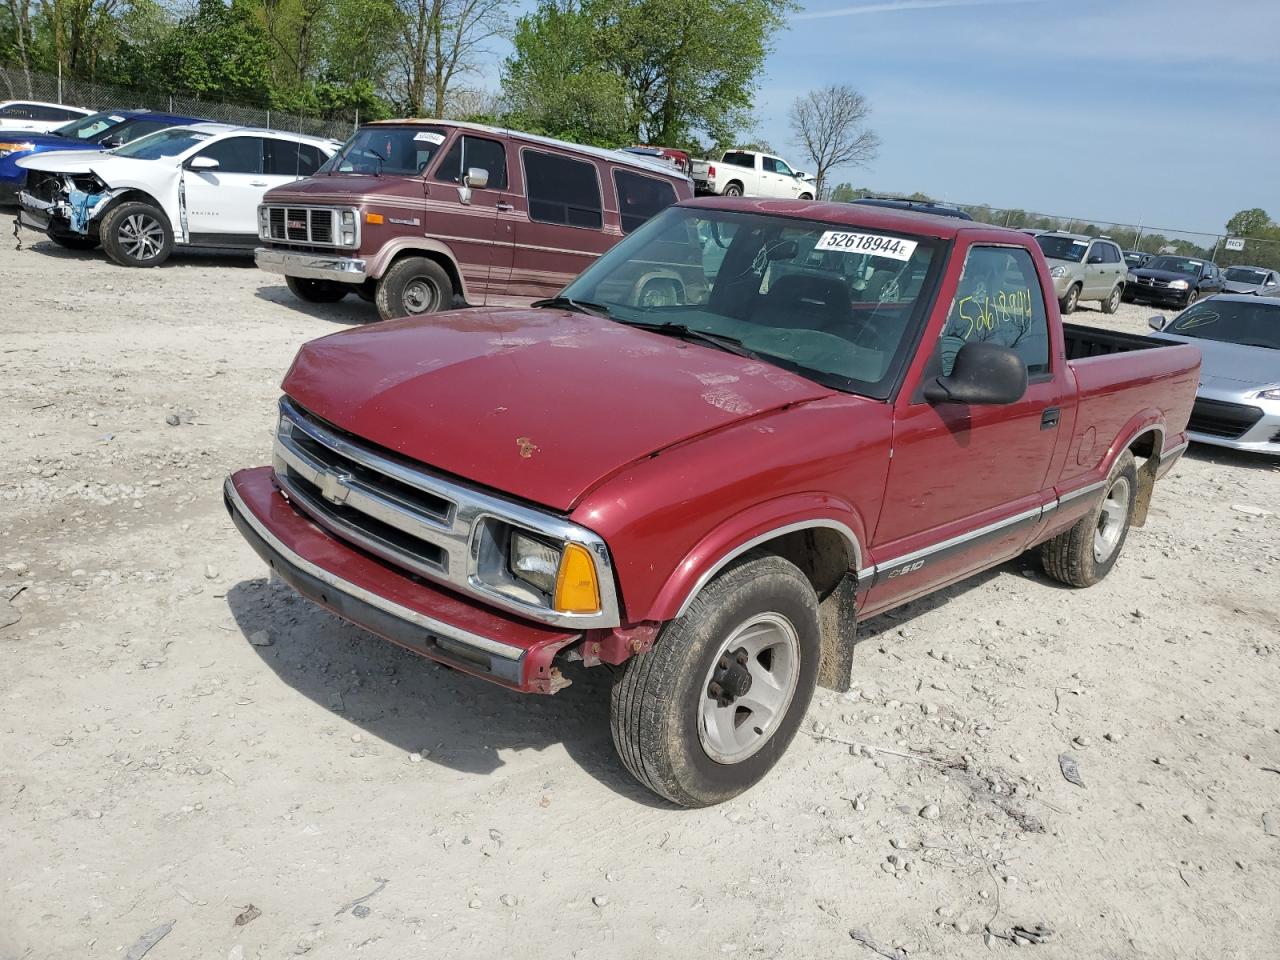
[414,131,445,144]
[815,231,918,261]
[190,134,212,141]
[108,115,125,123]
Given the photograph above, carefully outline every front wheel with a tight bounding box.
[1060,283,1081,314]
[374,256,454,321]
[1184,290,1198,307]
[1040,451,1136,587]
[100,200,173,268]
[1100,285,1121,314]
[798,193,814,201]
[609,554,820,807]
[286,275,350,303]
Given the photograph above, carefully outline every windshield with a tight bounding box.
[113,128,211,159]
[321,125,449,176]
[1035,235,1089,262]
[53,111,127,140]
[1164,300,1280,350]
[1148,256,1203,277]
[1124,252,1146,267]
[1225,267,1268,284]
[559,206,941,396]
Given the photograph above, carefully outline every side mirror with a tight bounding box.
[102,135,124,148]
[1087,253,1104,264]
[1148,315,1168,331]
[923,342,1028,406]
[463,166,489,190]
[187,156,219,171]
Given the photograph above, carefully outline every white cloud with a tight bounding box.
[794,0,1042,21]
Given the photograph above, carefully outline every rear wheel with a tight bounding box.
[609,554,820,807]
[374,256,454,321]
[100,201,173,268]
[1060,283,1081,314]
[1040,452,1136,587]
[49,234,99,251]
[798,193,814,201]
[1100,284,1121,314]
[723,182,744,198]
[285,275,350,303]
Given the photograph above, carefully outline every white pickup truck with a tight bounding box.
[690,149,814,200]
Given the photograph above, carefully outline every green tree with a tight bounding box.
[503,0,792,148]
[1225,208,1271,238]
[156,0,273,103]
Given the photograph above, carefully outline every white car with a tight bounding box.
[16,123,340,267]
[0,100,93,133]
[689,149,814,200]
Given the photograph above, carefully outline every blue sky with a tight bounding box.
[482,0,1279,234]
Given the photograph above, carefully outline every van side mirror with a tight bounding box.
[464,166,488,190]
[923,342,1028,405]
[1148,315,1168,331]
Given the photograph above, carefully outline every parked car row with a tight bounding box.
[0,98,93,133]
[690,148,815,200]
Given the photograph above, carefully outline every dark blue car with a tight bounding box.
[0,110,207,203]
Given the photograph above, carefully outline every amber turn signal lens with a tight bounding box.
[365,212,384,224]
[553,543,601,614]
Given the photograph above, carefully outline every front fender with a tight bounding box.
[647,493,870,623]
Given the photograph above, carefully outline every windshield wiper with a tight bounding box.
[531,295,612,318]
[622,320,763,361]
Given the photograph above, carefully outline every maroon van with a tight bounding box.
[254,121,694,319]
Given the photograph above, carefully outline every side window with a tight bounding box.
[774,158,794,177]
[761,157,778,173]
[523,149,602,229]
[105,119,168,144]
[1102,244,1121,264]
[722,151,751,168]
[0,104,32,119]
[263,139,325,176]
[433,135,508,190]
[53,107,84,121]
[939,246,1050,377]
[196,136,263,174]
[613,169,677,233]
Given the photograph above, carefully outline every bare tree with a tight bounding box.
[789,84,879,200]
[393,0,507,116]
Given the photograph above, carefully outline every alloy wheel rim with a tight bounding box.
[697,612,801,764]
[119,214,164,261]
[403,278,439,314]
[1094,476,1131,563]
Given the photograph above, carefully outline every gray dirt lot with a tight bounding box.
[1,234,1278,960]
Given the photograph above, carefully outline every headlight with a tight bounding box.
[1255,388,1280,401]
[474,520,602,615]
[340,209,357,246]
[1126,272,1137,283]
[0,141,34,158]
[1050,265,1068,279]
[1168,279,1189,290]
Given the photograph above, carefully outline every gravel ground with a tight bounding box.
[1,234,1278,960]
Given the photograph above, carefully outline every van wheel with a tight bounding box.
[1040,452,1136,587]
[1059,283,1081,314]
[1100,285,1121,314]
[286,275,349,303]
[100,201,173,268]
[723,182,743,197]
[375,256,454,321]
[49,234,99,251]
[609,554,820,807]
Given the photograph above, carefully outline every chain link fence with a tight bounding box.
[1,65,357,141]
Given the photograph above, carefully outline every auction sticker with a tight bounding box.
[414,131,445,144]
[815,231,917,260]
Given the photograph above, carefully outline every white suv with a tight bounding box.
[16,123,339,267]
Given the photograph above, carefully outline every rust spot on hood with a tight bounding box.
[516,436,539,459]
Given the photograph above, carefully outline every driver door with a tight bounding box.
[184,135,269,241]
[428,133,512,302]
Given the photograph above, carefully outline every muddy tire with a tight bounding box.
[609,554,821,807]
[1040,452,1137,588]
[49,234,99,251]
[286,275,349,303]
[100,200,173,268]
[1100,284,1121,314]
[1060,283,1081,314]
[723,182,744,198]
[374,256,454,321]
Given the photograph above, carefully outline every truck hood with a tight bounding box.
[1130,268,1198,284]
[281,308,834,511]
[264,174,411,202]
[1151,333,1277,388]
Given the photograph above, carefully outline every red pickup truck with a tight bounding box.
[226,198,1199,806]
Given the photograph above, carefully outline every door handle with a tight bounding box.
[1040,407,1061,430]
[250,180,268,187]
[496,202,514,212]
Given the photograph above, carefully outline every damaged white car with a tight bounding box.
[16,123,340,267]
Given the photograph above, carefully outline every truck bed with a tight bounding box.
[1062,322,1166,360]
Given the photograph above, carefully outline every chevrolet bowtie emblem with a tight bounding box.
[318,470,353,504]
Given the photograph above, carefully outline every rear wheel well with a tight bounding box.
[1126,429,1162,527]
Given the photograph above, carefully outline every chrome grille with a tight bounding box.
[271,398,620,628]
[264,205,341,245]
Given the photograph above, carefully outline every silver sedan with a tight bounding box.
[1147,294,1280,455]
[1222,265,1280,296]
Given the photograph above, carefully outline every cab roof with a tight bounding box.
[362,119,685,180]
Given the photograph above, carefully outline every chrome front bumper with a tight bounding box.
[255,246,367,283]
